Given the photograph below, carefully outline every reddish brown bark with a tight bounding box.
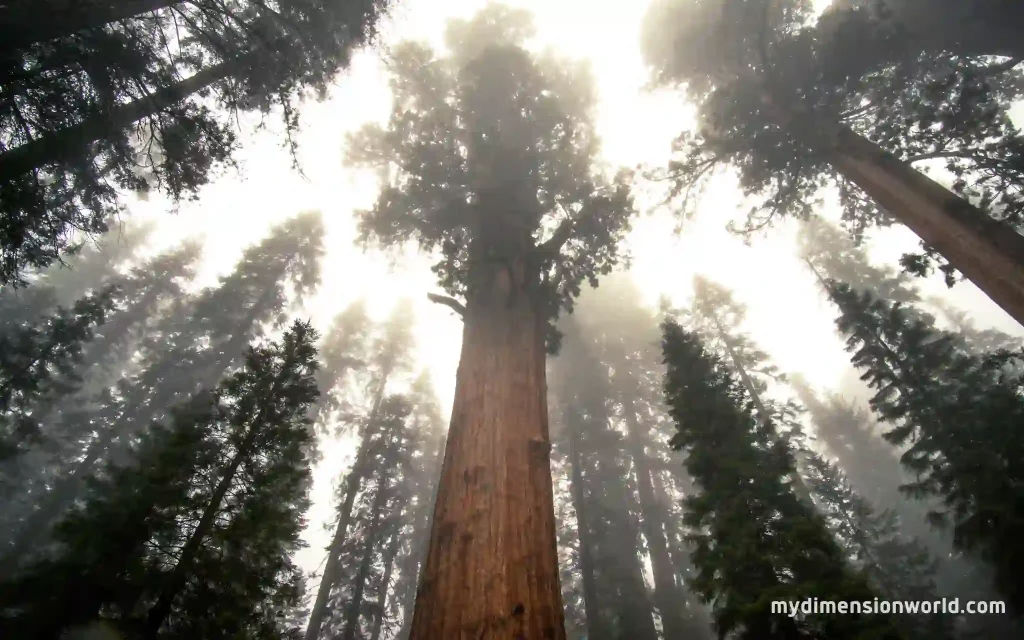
[408,261,565,640]
[826,125,1024,328]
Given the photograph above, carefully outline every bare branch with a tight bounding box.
[536,217,574,257]
[427,293,466,317]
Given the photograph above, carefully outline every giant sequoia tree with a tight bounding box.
[0,0,389,285]
[661,321,903,639]
[641,0,1024,327]
[347,5,634,637]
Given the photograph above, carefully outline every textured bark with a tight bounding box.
[621,400,691,640]
[826,126,1024,328]
[566,414,603,640]
[408,260,565,640]
[0,57,240,178]
[0,0,181,54]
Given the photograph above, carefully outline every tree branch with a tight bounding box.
[536,217,574,257]
[427,293,466,317]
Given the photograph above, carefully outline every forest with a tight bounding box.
[0,0,1023,639]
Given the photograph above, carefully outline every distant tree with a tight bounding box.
[802,451,955,640]
[0,212,324,567]
[641,0,1024,327]
[0,320,320,639]
[348,5,634,637]
[824,280,1024,612]
[661,320,903,639]
[0,285,119,462]
[0,0,390,285]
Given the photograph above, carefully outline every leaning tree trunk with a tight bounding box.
[565,411,603,640]
[621,398,694,640]
[342,466,392,640]
[824,125,1024,328]
[0,56,242,179]
[408,260,565,640]
[369,530,403,640]
[0,0,182,55]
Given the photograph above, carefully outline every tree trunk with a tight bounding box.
[370,530,403,640]
[342,466,391,640]
[408,260,565,640]
[566,412,603,640]
[142,421,259,638]
[0,0,182,55]
[621,400,693,640]
[305,386,390,640]
[0,56,241,179]
[825,125,1024,328]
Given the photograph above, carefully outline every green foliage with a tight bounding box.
[802,452,955,640]
[348,3,634,351]
[661,320,903,639]
[828,281,1024,612]
[641,0,1024,282]
[0,0,390,285]
[0,319,320,639]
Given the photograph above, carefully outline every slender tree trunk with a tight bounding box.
[370,530,403,640]
[0,56,241,178]
[825,126,1024,328]
[397,434,446,640]
[342,466,392,640]
[408,260,565,640]
[621,399,693,640]
[0,0,182,55]
[142,422,259,638]
[305,387,389,640]
[565,413,603,640]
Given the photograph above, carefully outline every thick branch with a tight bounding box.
[427,293,465,317]
[536,217,573,257]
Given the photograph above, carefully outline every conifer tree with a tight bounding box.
[824,280,1024,612]
[641,0,1024,327]
[0,284,119,461]
[348,5,634,636]
[0,212,324,567]
[0,0,390,285]
[661,320,903,639]
[802,451,955,640]
[0,320,320,639]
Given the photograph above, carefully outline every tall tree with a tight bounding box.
[641,0,1024,327]
[661,320,903,639]
[824,280,1024,613]
[801,451,955,640]
[0,0,390,285]
[348,5,634,637]
[0,211,324,567]
[0,320,320,639]
[305,299,417,640]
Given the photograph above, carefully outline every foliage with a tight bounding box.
[0,320,320,639]
[0,0,390,285]
[348,3,634,351]
[661,320,903,639]
[827,281,1024,612]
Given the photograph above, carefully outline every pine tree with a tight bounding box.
[0,212,324,567]
[802,451,955,640]
[826,280,1024,612]
[640,0,1024,326]
[0,319,320,639]
[0,284,118,461]
[0,0,390,285]
[661,320,903,639]
[348,5,634,637]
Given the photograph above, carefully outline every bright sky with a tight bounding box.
[119,0,1024,607]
